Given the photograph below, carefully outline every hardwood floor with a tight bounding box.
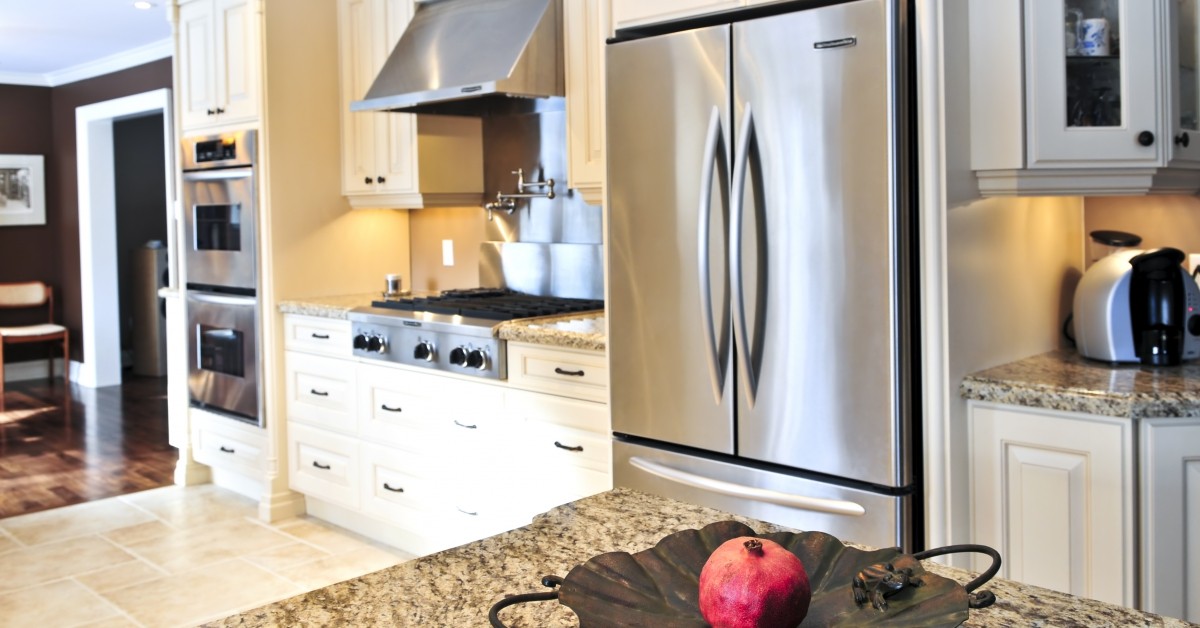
[0,374,177,519]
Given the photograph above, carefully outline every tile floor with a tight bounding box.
[0,484,414,627]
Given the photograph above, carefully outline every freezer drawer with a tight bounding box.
[614,439,911,551]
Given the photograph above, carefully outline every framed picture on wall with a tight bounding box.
[0,154,46,227]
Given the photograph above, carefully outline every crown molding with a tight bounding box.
[0,38,173,88]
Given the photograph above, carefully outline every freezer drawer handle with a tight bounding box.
[629,457,866,517]
[553,367,585,377]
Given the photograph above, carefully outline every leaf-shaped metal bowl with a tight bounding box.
[489,521,1000,627]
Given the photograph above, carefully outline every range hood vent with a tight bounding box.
[351,0,563,116]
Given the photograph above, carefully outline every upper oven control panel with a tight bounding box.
[182,130,257,171]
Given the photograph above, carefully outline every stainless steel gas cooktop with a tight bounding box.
[348,289,603,379]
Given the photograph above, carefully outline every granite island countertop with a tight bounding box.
[961,349,1200,418]
[208,488,1188,627]
[278,294,605,351]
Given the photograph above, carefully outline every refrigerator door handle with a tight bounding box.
[629,456,867,517]
[697,106,725,405]
[730,105,757,405]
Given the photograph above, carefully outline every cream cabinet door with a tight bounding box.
[564,0,607,205]
[212,0,261,126]
[611,0,741,30]
[178,0,218,130]
[969,402,1135,607]
[1140,418,1200,622]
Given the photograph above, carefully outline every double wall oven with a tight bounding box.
[182,131,262,426]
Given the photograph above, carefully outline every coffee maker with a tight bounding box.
[1074,246,1200,365]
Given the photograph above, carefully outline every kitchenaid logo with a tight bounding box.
[403,321,422,327]
[814,37,857,49]
[461,85,483,93]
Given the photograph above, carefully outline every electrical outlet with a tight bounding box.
[442,239,454,266]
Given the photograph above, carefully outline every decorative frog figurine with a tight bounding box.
[852,561,923,611]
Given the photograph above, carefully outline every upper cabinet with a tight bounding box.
[970,0,1200,195]
[564,0,608,206]
[611,0,772,31]
[336,0,483,210]
[177,0,262,132]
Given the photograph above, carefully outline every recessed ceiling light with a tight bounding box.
[133,1,156,9]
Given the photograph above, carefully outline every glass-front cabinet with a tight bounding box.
[969,0,1200,194]
[1026,0,1159,167]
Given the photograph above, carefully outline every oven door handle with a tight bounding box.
[183,167,253,182]
[628,457,866,517]
[187,291,255,307]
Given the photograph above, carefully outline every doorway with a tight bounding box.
[75,88,175,388]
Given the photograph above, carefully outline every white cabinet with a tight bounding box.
[564,0,608,205]
[1139,418,1200,623]
[288,422,361,509]
[969,402,1135,607]
[969,0,1200,195]
[506,342,609,403]
[508,388,612,514]
[177,0,262,132]
[191,409,266,477]
[284,351,357,434]
[336,0,484,209]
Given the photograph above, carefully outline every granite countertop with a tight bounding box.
[208,488,1185,627]
[961,349,1200,418]
[278,294,606,351]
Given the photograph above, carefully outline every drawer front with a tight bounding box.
[507,388,609,434]
[507,343,608,402]
[192,414,264,474]
[360,444,441,525]
[284,315,352,357]
[285,351,356,434]
[358,363,507,451]
[288,422,360,509]
[524,422,612,473]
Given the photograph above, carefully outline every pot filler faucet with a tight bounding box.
[484,167,556,221]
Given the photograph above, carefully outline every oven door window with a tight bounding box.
[198,325,245,377]
[193,204,242,251]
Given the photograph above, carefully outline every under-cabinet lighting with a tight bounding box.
[133,1,155,9]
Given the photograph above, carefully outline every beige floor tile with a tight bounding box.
[243,541,332,573]
[0,529,20,555]
[0,536,136,594]
[119,484,257,529]
[78,618,140,628]
[100,559,301,628]
[0,498,156,545]
[272,517,384,555]
[123,518,295,574]
[0,579,122,626]
[276,545,405,592]
[102,520,175,547]
[76,559,167,594]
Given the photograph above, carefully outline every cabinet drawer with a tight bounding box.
[191,411,264,475]
[360,443,441,525]
[358,364,507,450]
[507,388,609,434]
[288,422,360,509]
[284,315,352,357]
[506,343,608,402]
[285,351,356,434]
[525,422,611,473]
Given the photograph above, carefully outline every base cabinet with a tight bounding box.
[969,402,1135,607]
[1140,418,1200,622]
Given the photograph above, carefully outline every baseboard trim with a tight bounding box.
[259,489,307,523]
[2,358,68,383]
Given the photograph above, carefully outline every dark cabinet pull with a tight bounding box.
[364,176,373,184]
[554,441,583,452]
[216,106,225,114]
[376,176,386,183]
[454,420,478,429]
[381,404,402,413]
[382,483,405,493]
[554,367,585,377]
[1137,130,1155,146]
[310,389,329,397]
[312,461,331,470]
[457,507,478,516]
[311,332,330,339]
[1176,132,1191,148]
[219,446,235,454]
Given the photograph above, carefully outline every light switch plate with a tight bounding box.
[442,239,454,266]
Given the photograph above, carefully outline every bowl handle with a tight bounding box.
[488,575,563,628]
[912,544,1002,609]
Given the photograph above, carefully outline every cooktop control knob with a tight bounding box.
[466,349,488,371]
[353,334,369,351]
[367,335,386,354]
[413,341,435,362]
[449,347,468,366]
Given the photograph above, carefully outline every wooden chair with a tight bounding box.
[0,281,70,410]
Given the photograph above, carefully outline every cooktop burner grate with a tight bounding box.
[370,289,603,322]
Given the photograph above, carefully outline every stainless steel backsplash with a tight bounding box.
[478,106,604,300]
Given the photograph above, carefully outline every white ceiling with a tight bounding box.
[0,0,173,87]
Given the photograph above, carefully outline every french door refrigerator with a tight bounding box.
[607,0,919,550]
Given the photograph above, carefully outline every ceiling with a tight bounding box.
[0,0,173,86]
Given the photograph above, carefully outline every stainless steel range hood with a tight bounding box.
[350,0,563,116]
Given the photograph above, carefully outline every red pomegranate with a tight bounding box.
[698,536,811,628]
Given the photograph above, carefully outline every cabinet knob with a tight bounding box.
[376,176,386,184]
[1175,132,1191,148]
[1137,131,1156,147]
[206,109,215,116]
[364,176,373,185]
[215,107,225,114]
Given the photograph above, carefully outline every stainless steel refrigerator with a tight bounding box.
[607,0,918,550]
